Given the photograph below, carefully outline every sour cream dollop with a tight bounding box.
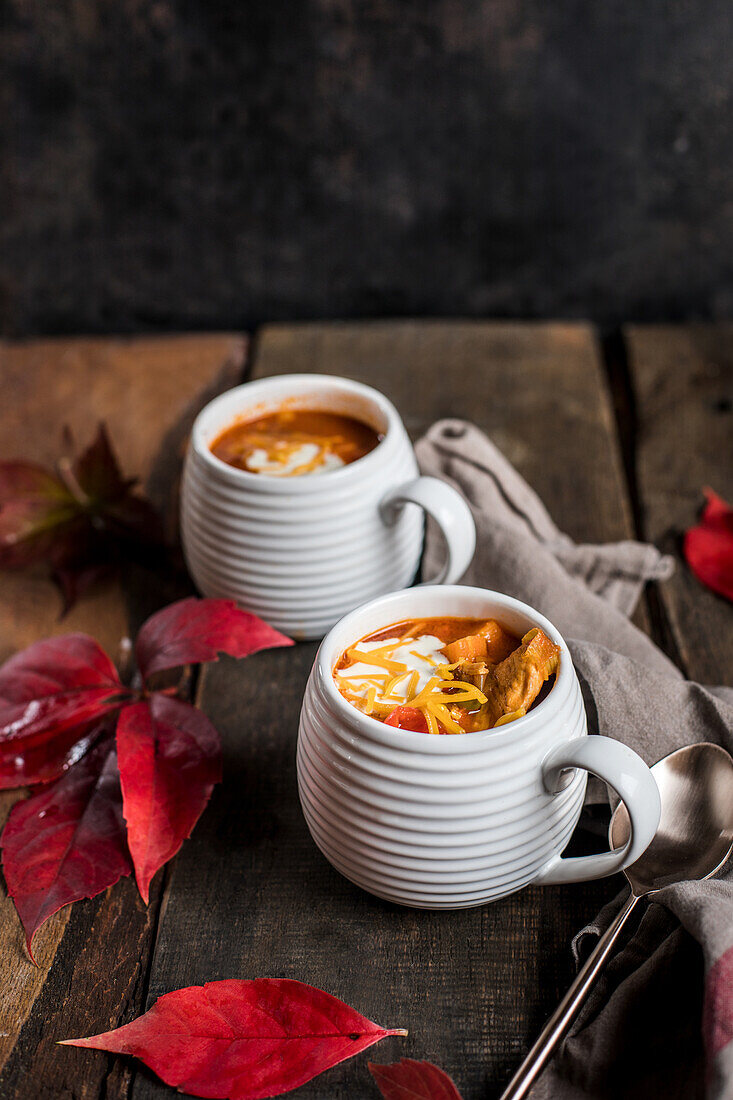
[245,443,345,477]
[336,634,446,705]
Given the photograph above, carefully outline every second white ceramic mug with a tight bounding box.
[180,375,476,638]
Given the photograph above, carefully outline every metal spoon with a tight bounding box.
[499,742,733,1100]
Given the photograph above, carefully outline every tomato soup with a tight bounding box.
[210,408,382,477]
[334,615,560,734]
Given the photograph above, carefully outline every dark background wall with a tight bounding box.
[2,0,733,336]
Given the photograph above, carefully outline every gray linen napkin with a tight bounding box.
[416,419,733,1100]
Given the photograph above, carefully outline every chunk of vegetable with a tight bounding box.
[480,620,520,663]
[441,633,488,664]
[384,706,429,733]
[441,620,518,666]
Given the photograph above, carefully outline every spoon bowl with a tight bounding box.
[611,742,733,895]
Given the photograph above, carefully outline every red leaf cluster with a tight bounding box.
[0,598,292,956]
[0,424,164,612]
[61,978,406,1099]
[684,489,733,602]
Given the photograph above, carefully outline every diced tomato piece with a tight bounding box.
[384,706,429,733]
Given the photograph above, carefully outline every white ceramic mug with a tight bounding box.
[297,585,661,909]
[180,375,476,639]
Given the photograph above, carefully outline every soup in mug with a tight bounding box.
[334,616,560,734]
[210,408,382,477]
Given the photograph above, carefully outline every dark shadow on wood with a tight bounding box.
[598,327,688,676]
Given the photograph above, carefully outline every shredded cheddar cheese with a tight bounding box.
[398,621,426,641]
[424,708,440,737]
[495,707,527,726]
[428,703,464,735]
[383,671,411,697]
[346,649,408,674]
[335,638,487,735]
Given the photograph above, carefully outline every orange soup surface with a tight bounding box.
[210,408,382,477]
[334,615,561,735]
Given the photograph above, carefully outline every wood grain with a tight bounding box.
[0,333,248,658]
[131,322,637,1100]
[0,333,247,1093]
[626,325,733,685]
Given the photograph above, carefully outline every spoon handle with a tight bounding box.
[498,890,639,1100]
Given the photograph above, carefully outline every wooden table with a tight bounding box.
[0,323,730,1099]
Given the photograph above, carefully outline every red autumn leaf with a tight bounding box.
[116,696,222,903]
[369,1059,465,1100]
[699,489,732,525]
[0,424,163,613]
[135,596,294,681]
[0,634,130,788]
[0,633,125,732]
[684,488,733,602]
[0,598,288,951]
[0,720,104,790]
[61,978,407,1099]
[1,732,132,960]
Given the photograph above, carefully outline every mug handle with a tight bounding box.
[533,737,661,884]
[380,476,476,584]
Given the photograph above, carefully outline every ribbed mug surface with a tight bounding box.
[298,586,588,908]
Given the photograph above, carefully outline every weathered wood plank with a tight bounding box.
[131,322,637,1100]
[0,334,248,1094]
[627,325,733,685]
[251,320,633,544]
[0,333,248,658]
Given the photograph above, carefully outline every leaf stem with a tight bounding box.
[56,457,91,507]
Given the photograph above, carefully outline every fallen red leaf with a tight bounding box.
[135,596,294,681]
[116,696,222,902]
[0,635,130,787]
[683,488,733,602]
[0,424,163,613]
[0,720,104,790]
[61,978,407,1099]
[1,732,131,959]
[369,1059,465,1099]
[0,599,292,954]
